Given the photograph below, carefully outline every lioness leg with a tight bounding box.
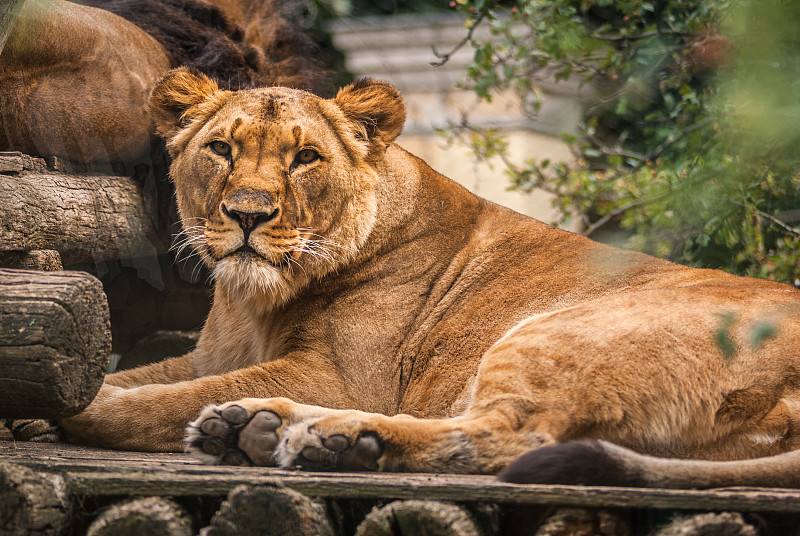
[104,353,200,388]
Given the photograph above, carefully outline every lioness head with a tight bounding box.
[149,68,406,307]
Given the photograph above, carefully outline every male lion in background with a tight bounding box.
[58,68,800,489]
[0,0,324,165]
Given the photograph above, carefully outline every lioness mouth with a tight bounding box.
[231,246,291,270]
[235,245,257,255]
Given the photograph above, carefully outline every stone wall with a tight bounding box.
[329,13,584,230]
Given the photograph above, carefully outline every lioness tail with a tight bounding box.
[498,440,800,489]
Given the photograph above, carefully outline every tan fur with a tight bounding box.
[59,71,800,483]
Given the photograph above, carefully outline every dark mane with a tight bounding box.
[77,0,329,94]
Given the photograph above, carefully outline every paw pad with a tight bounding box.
[188,406,284,466]
[238,411,282,466]
[294,431,383,471]
[220,404,249,424]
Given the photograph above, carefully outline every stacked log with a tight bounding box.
[201,484,334,536]
[0,269,110,418]
[0,156,169,265]
[0,462,71,536]
[355,500,483,536]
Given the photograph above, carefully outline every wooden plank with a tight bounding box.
[0,0,27,56]
[0,170,169,265]
[0,269,110,417]
[4,441,800,514]
[60,472,800,513]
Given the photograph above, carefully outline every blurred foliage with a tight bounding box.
[443,0,800,285]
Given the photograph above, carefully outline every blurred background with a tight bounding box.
[311,0,800,287]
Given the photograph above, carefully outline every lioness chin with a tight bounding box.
[59,68,800,488]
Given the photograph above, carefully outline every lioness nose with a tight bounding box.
[222,204,280,232]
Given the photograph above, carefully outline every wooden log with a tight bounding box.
[0,0,26,56]
[86,497,192,536]
[530,508,630,536]
[0,151,24,172]
[653,512,757,536]
[0,269,110,418]
[0,250,63,271]
[0,151,47,172]
[0,170,169,265]
[355,500,482,536]
[200,484,334,536]
[0,461,71,536]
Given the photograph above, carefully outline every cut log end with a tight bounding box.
[200,484,333,536]
[86,497,192,536]
[0,461,71,536]
[0,269,111,418]
[355,500,483,536]
[653,512,757,536]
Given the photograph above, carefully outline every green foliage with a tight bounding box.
[448,0,800,284]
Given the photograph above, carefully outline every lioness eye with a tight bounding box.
[209,141,231,157]
[296,149,319,165]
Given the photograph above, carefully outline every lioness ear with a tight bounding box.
[149,67,223,139]
[333,78,406,147]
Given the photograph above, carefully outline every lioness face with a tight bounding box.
[149,69,405,306]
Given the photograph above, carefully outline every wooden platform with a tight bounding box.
[2,440,800,512]
[3,440,800,535]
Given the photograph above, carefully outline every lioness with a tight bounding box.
[60,68,800,488]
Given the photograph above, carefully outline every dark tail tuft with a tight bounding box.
[498,440,647,487]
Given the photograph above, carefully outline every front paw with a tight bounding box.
[185,397,336,467]
[278,424,384,471]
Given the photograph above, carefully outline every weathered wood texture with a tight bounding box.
[0,250,63,271]
[4,442,800,515]
[531,508,630,536]
[653,512,757,536]
[0,269,110,418]
[85,497,192,536]
[355,500,482,536]
[0,461,71,536]
[201,484,334,536]
[0,168,169,264]
[0,0,26,56]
